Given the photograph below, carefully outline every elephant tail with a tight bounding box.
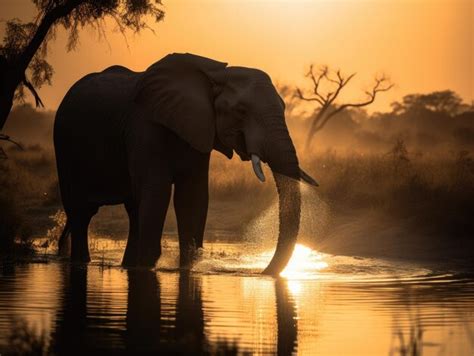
[57,219,71,257]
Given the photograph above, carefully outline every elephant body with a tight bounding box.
[55,65,136,207]
[55,53,316,273]
[55,55,217,266]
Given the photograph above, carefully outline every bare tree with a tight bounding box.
[0,0,165,151]
[296,64,393,150]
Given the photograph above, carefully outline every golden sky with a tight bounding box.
[1,0,473,112]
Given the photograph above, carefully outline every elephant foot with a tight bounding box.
[122,236,162,268]
[121,257,136,268]
[121,249,138,268]
[122,250,160,269]
[179,246,202,270]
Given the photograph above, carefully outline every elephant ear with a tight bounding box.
[134,53,229,155]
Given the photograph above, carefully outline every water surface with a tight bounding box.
[1,240,473,355]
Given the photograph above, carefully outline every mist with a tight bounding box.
[2,90,473,262]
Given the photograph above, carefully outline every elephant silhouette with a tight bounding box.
[54,52,317,274]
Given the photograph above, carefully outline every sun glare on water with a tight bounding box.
[280,244,328,279]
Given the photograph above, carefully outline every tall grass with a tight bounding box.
[1,142,473,257]
[302,148,474,238]
[0,146,58,255]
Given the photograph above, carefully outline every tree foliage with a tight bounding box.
[391,90,467,116]
[0,0,165,136]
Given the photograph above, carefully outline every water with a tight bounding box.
[1,240,473,355]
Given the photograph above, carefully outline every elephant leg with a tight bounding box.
[122,200,139,267]
[136,181,172,267]
[69,205,98,263]
[174,152,210,268]
[127,120,173,268]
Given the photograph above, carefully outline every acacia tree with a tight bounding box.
[296,64,393,150]
[0,0,165,148]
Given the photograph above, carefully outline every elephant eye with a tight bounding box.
[234,101,248,117]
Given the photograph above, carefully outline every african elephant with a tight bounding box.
[54,53,317,275]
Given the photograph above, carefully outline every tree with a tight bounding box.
[390,90,464,116]
[0,0,165,149]
[296,64,393,150]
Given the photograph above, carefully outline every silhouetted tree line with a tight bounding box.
[2,88,473,156]
[289,89,474,153]
[364,90,473,151]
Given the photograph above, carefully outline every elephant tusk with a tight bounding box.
[251,154,266,182]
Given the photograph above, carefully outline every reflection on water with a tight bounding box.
[0,242,473,355]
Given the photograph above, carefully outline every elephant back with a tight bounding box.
[54,66,141,206]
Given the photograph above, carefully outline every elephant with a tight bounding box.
[54,52,317,275]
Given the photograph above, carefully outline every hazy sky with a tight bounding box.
[1,0,472,112]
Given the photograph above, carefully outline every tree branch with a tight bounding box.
[18,0,81,74]
[298,65,393,151]
[295,88,324,105]
[306,64,328,103]
[336,76,393,111]
[312,77,393,134]
[327,71,356,105]
[1,0,81,130]
[22,78,44,108]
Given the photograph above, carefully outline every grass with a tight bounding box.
[297,145,474,261]
[1,140,473,261]
[0,146,58,259]
[306,148,474,237]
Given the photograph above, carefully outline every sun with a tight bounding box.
[280,244,328,279]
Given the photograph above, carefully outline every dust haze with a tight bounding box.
[2,89,473,262]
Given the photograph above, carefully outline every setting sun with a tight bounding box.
[280,244,328,279]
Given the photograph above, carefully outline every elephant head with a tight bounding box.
[209,66,318,275]
[135,53,318,275]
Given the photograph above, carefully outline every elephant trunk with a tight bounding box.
[261,122,302,275]
[262,172,301,275]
